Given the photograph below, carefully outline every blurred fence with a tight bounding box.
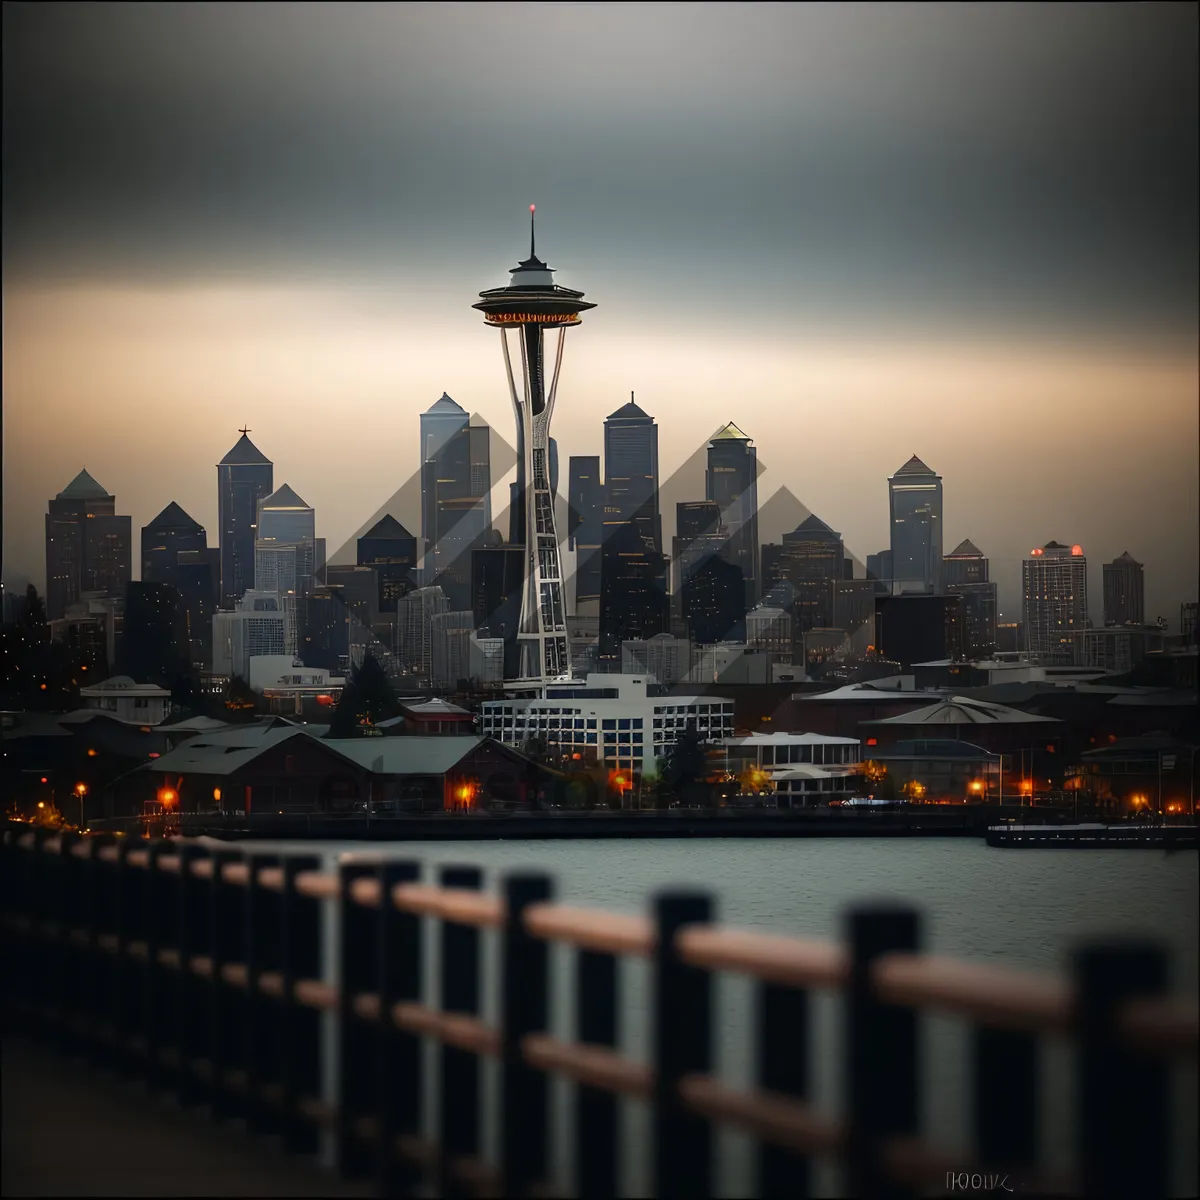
[2,821,1196,1198]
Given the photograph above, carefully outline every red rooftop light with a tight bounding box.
[1071,544,1084,556]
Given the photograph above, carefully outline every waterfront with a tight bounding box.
[229,836,1198,1197]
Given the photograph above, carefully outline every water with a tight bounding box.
[235,837,1199,1196]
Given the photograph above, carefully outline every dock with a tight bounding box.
[986,822,1198,848]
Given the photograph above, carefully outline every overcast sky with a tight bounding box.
[4,2,1197,620]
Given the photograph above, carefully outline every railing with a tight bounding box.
[1,821,1195,1198]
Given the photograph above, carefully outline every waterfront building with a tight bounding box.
[1022,541,1088,665]
[603,395,661,550]
[247,654,345,716]
[706,424,759,605]
[1103,551,1145,627]
[44,469,132,620]
[218,431,273,609]
[888,456,943,594]
[477,673,735,779]
[869,739,1002,803]
[720,731,862,807]
[472,206,594,684]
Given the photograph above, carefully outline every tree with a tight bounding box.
[659,722,714,808]
[328,653,402,738]
[222,675,263,722]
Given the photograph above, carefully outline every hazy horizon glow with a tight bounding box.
[3,3,1197,626]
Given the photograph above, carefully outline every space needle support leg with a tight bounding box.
[545,326,567,426]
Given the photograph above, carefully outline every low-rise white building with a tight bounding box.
[477,673,735,777]
[720,731,863,808]
[79,675,172,725]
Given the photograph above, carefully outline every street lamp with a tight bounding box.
[74,782,88,831]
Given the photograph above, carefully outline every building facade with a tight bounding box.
[888,456,943,594]
[621,632,692,688]
[212,590,288,680]
[567,454,603,609]
[1103,551,1145,627]
[603,396,661,551]
[1022,541,1088,665]
[218,432,273,610]
[706,424,759,605]
[45,470,132,620]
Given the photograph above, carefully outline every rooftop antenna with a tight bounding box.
[238,426,251,436]
[529,204,536,259]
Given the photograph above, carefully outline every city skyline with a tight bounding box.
[3,3,1197,624]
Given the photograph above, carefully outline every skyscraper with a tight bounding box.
[706,424,759,606]
[141,502,218,667]
[603,395,660,550]
[255,483,317,598]
[944,538,998,657]
[471,533,525,680]
[357,514,418,614]
[598,520,669,669]
[1023,541,1088,664]
[420,392,470,563]
[472,205,595,684]
[889,455,943,594]
[218,430,273,609]
[1103,552,1145,627]
[424,418,492,608]
[673,500,746,644]
[119,581,191,688]
[567,455,602,609]
[44,469,132,620]
[760,514,845,630]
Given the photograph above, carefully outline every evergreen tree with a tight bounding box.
[659,721,714,808]
[222,675,262,722]
[328,653,402,737]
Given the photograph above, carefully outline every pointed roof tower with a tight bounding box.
[892,454,938,477]
[711,422,752,442]
[947,538,984,558]
[361,514,415,541]
[56,469,112,500]
[219,432,271,467]
[147,501,203,531]
[607,391,651,421]
[790,513,839,537]
[425,392,467,415]
[259,483,310,511]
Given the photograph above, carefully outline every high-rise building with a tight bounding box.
[603,395,660,550]
[471,535,524,680]
[567,455,603,609]
[212,590,287,680]
[255,482,317,596]
[831,580,879,634]
[175,548,220,667]
[706,424,759,605]
[357,514,418,615]
[44,469,132,620]
[621,632,691,688]
[430,610,476,689]
[1022,541,1088,665]
[889,455,943,594]
[218,431,273,609]
[865,549,893,592]
[141,502,207,585]
[1103,552,1145,627]
[424,418,492,608]
[944,539,997,658]
[395,585,450,680]
[761,515,846,628]
[119,581,191,688]
[746,605,793,665]
[598,520,669,669]
[472,206,594,683]
[875,593,964,669]
[420,392,471,569]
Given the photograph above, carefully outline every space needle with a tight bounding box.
[473,206,595,686]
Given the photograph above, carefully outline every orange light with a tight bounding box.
[316,694,334,707]
[148,752,160,759]
[157,787,177,807]
[40,776,48,784]
[87,748,97,757]
[1071,544,1083,556]
[969,780,984,794]
[1030,548,1043,556]
[213,788,221,802]
[39,683,47,691]
[866,738,877,747]
[37,801,45,809]
[75,782,88,797]
[571,752,581,760]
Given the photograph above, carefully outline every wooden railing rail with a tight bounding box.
[2,822,1195,1200]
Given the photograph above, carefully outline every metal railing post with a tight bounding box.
[55,830,81,1053]
[208,848,244,1120]
[1076,942,1169,1198]
[244,851,282,1135]
[758,977,811,1197]
[577,946,620,1199]
[143,839,177,1093]
[337,860,381,1179]
[176,841,209,1107]
[110,837,137,1078]
[973,1025,1038,1174]
[653,889,714,1200]
[280,854,322,1156]
[438,864,483,1198]
[846,904,920,1200]
[501,871,554,1196]
[376,860,423,1198]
